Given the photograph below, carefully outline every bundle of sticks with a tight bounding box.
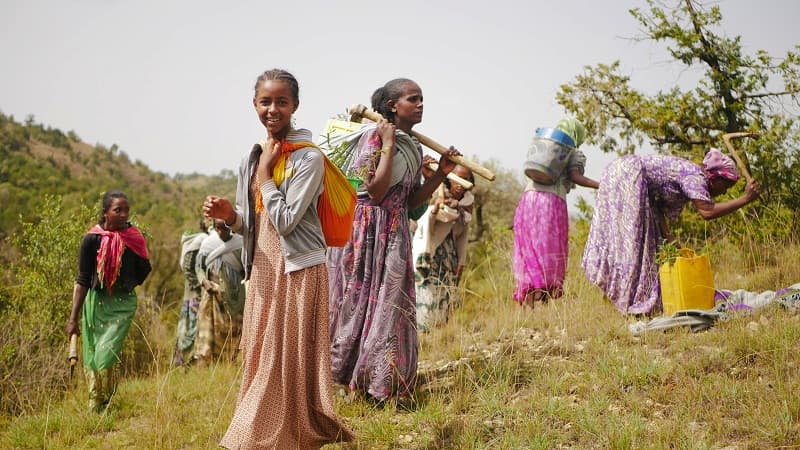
[348,104,496,187]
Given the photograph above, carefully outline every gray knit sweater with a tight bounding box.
[230,128,326,276]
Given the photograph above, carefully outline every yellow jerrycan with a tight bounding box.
[659,248,715,316]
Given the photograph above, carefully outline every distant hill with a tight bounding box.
[0,111,236,307]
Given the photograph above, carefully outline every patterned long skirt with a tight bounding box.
[512,190,569,303]
[193,286,242,367]
[172,295,199,366]
[581,156,662,315]
[328,202,418,402]
[414,233,459,332]
[81,288,137,412]
[220,218,352,449]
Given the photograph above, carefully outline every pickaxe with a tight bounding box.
[722,131,759,183]
[348,104,496,182]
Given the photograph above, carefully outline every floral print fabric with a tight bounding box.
[581,155,711,315]
[328,130,422,401]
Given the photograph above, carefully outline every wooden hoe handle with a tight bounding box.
[721,132,758,183]
[348,104,496,181]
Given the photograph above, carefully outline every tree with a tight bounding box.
[557,0,800,235]
[469,159,524,243]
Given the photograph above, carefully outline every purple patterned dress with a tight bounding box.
[328,129,422,401]
[581,155,711,315]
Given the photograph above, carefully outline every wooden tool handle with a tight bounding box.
[721,132,758,182]
[349,104,496,181]
[68,334,78,365]
[426,162,474,190]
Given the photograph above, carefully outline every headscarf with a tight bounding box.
[702,148,740,182]
[555,117,587,147]
[88,224,149,293]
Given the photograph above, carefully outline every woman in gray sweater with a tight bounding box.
[204,69,352,449]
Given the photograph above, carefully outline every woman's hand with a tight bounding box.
[256,138,281,182]
[376,120,396,151]
[65,319,79,337]
[743,178,761,202]
[436,147,462,176]
[431,198,443,214]
[421,155,438,179]
[204,195,236,225]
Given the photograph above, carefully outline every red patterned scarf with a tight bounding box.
[88,224,148,292]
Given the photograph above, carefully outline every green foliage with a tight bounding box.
[469,158,525,243]
[655,240,682,266]
[6,196,92,325]
[0,196,93,416]
[23,114,72,149]
[0,111,238,416]
[556,0,800,239]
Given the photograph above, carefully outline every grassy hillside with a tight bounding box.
[0,112,236,418]
[2,112,799,448]
[0,111,236,305]
[2,232,799,449]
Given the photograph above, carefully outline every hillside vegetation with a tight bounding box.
[2,111,799,448]
[0,112,236,417]
[2,227,799,449]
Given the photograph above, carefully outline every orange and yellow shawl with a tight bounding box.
[255,140,356,247]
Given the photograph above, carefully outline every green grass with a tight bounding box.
[3,236,800,449]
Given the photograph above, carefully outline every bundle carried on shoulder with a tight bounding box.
[263,137,357,247]
[317,118,372,188]
[524,127,576,185]
[317,153,357,247]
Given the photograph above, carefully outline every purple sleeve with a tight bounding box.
[678,171,712,203]
[352,129,382,175]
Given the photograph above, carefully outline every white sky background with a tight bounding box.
[1,0,798,211]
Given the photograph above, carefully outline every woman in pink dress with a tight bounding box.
[513,118,599,308]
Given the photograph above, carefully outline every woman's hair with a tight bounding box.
[99,190,128,225]
[253,69,300,103]
[371,78,415,124]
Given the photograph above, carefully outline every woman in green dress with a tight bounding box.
[66,190,151,412]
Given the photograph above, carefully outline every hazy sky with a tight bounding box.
[2,1,798,208]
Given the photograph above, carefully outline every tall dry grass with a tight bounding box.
[2,227,800,448]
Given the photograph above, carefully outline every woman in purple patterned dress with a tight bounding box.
[328,78,459,402]
[581,149,761,315]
